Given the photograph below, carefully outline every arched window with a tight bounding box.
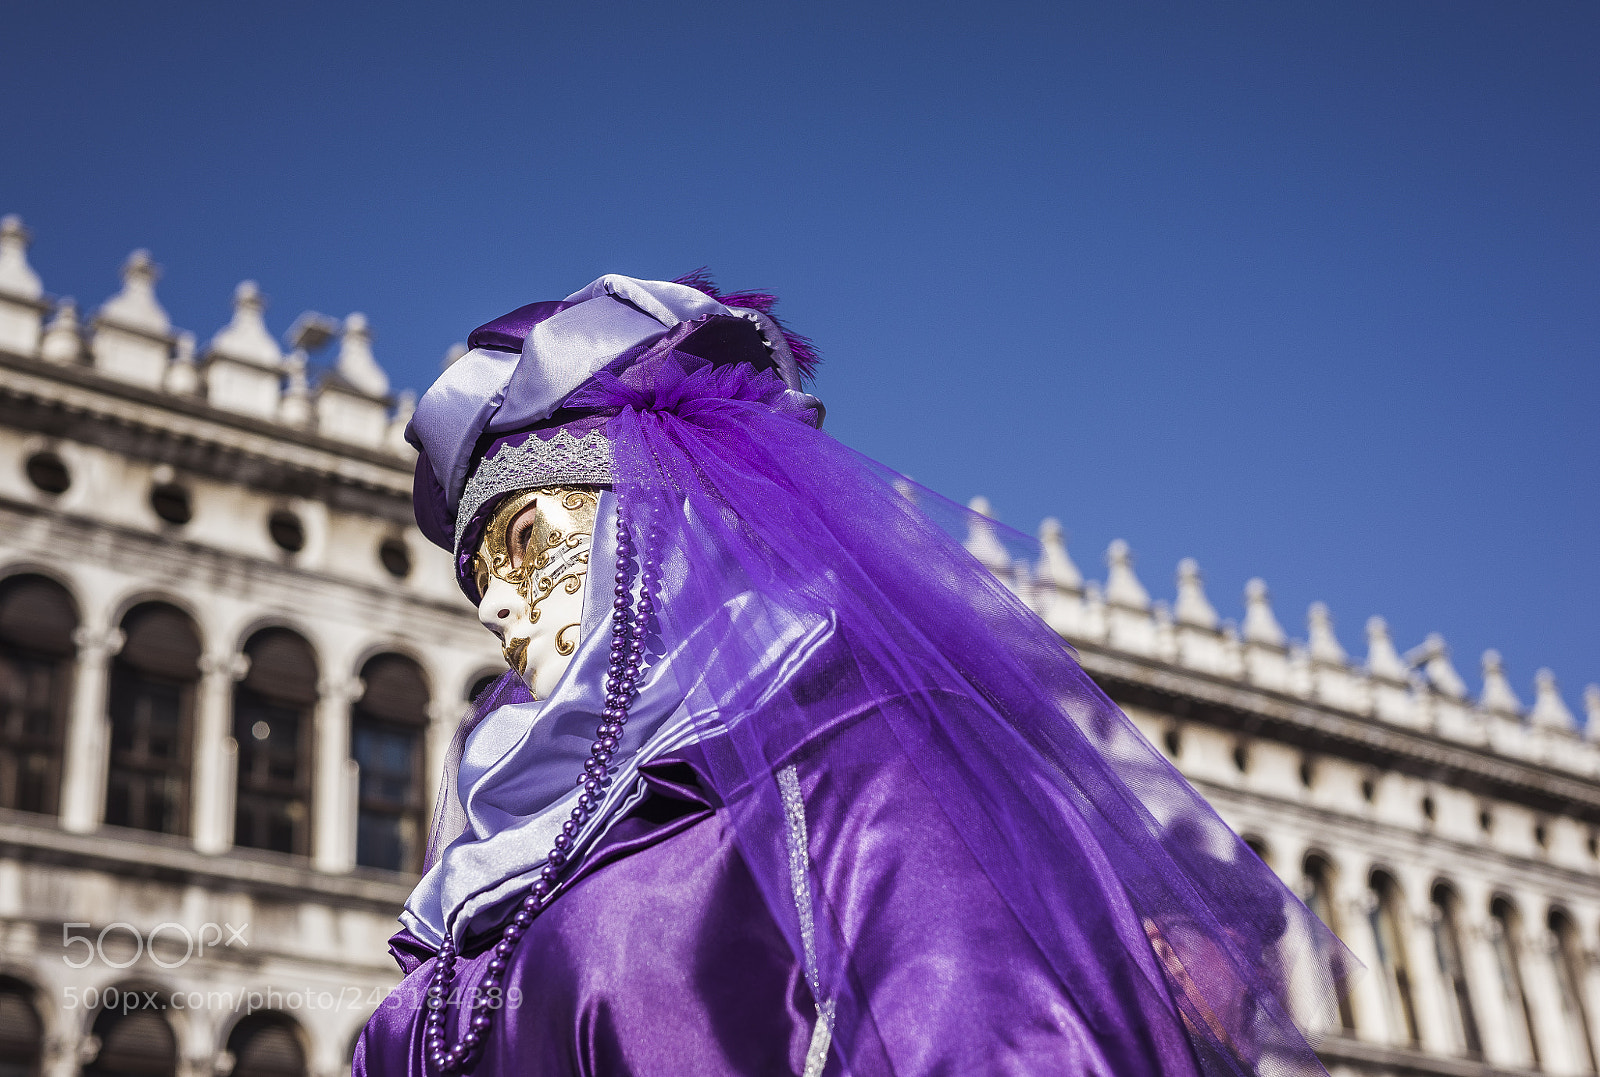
[1490,897,1541,1069]
[0,977,43,1077]
[84,993,175,1077]
[226,1011,308,1077]
[234,629,317,856]
[466,671,503,704]
[1430,883,1482,1058]
[0,575,75,815]
[1302,855,1356,1032]
[1550,909,1596,1074]
[351,653,428,872]
[106,603,200,834]
[1368,871,1420,1045]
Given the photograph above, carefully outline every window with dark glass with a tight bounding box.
[1368,871,1420,1045]
[84,993,176,1077]
[0,978,42,1077]
[23,451,70,495]
[378,536,412,579]
[226,1012,308,1077]
[1490,897,1542,1069]
[1550,909,1596,1074]
[0,576,75,816]
[148,482,192,526]
[233,629,317,856]
[1302,855,1356,1033]
[106,603,199,835]
[351,653,428,872]
[267,511,305,553]
[467,672,501,704]
[1430,883,1482,1058]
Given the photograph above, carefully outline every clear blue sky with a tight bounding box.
[4,2,1596,715]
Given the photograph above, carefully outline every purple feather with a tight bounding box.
[673,268,821,382]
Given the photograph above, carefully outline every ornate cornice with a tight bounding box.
[1073,640,1600,824]
[0,346,413,520]
[1316,1032,1534,1077]
[0,809,414,911]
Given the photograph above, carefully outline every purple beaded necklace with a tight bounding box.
[425,496,655,1075]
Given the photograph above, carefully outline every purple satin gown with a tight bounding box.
[354,698,1208,1077]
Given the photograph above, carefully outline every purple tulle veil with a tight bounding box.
[506,348,1362,1077]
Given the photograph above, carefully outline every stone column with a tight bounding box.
[59,625,124,833]
[1334,866,1392,1044]
[1524,919,1580,1076]
[1580,920,1600,1076]
[426,698,464,828]
[42,1025,77,1077]
[1457,881,1520,1068]
[313,676,361,873]
[1405,894,1456,1056]
[191,652,248,854]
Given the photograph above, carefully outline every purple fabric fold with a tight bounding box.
[585,349,1353,1076]
[359,740,1207,1077]
[467,300,571,354]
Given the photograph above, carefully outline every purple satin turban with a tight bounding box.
[405,273,822,595]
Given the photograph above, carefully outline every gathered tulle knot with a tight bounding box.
[570,349,824,430]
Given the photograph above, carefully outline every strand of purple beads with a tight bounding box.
[425,498,655,1075]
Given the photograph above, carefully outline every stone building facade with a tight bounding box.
[980,516,1600,1077]
[0,216,502,1077]
[1,214,1598,1076]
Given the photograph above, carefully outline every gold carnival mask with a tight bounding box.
[473,487,600,683]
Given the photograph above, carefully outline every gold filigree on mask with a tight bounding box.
[503,636,531,677]
[555,622,581,657]
[473,487,600,680]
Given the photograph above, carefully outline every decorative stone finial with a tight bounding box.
[335,312,389,397]
[1174,558,1218,629]
[1365,616,1407,680]
[1081,580,1108,640]
[1104,539,1150,610]
[0,215,42,300]
[1530,668,1576,731]
[165,331,200,395]
[1306,602,1346,664]
[441,342,468,370]
[1585,685,1600,739]
[39,298,83,364]
[98,249,170,334]
[387,389,417,456]
[279,350,312,426]
[207,280,283,367]
[965,497,1011,575]
[1409,633,1466,699]
[1478,650,1522,716]
[1242,578,1285,647]
[1036,518,1082,593]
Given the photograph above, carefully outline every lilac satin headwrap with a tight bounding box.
[407,273,815,560]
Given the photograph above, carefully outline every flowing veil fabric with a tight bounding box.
[530,349,1360,1077]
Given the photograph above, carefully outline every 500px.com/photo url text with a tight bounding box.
[62,984,528,1017]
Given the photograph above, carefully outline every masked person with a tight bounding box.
[354,274,1353,1077]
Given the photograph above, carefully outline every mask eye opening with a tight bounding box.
[513,518,537,565]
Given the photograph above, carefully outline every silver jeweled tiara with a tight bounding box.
[454,428,615,554]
